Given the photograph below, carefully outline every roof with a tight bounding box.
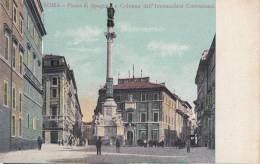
[43,54,64,59]
[100,80,178,101]
[114,81,163,90]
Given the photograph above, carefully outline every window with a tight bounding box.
[3,81,8,106]
[127,113,132,122]
[51,106,57,117]
[153,112,159,122]
[12,116,15,136]
[152,130,159,141]
[154,93,158,100]
[33,118,36,130]
[51,60,59,66]
[12,87,16,109]
[52,88,57,98]
[139,130,147,140]
[140,112,146,122]
[19,92,22,112]
[13,3,17,23]
[52,77,57,85]
[19,118,22,136]
[19,52,23,74]
[19,15,23,33]
[12,44,16,68]
[141,94,146,101]
[4,34,9,60]
[27,114,30,128]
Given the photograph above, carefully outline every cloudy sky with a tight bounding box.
[42,0,215,122]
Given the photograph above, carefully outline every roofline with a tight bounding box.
[99,84,178,101]
[195,34,215,84]
[26,0,47,36]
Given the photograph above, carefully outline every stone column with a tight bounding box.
[107,27,113,79]
[105,26,116,99]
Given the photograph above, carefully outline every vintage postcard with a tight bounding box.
[0,0,259,163]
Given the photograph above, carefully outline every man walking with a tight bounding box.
[37,136,42,150]
[116,137,120,153]
[186,138,191,153]
[96,137,102,155]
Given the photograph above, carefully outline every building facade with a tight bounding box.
[95,77,192,146]
[20,0,46,149]
[0,0,24,151]
[0,0,46,151]
[42,54,83,145]
[82,121,95,145]
[194,36,215,149]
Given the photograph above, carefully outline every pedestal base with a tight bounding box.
[94,98,124,145]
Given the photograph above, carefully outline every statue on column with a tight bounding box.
[107,3,115,27]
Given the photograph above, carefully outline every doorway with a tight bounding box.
[127,131,133,145]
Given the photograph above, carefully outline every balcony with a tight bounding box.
[43,115,64,121]
[23,64,42,91]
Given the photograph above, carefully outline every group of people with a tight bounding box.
[96,137,121,155]
[37,135,190,154]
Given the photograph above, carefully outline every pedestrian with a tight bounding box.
[96,137,102,155]
[144,139,147,147]
[161,140,164,148]
[68,136,72,146]
[37,136,42,150]
[116,138,120,153]
[186,138,191,153]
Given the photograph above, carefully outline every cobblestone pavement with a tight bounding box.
[0,144,215,163]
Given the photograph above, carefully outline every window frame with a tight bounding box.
[52,88,57,98]
[19,118,22,136]
[33,118,36,130]
[12,116,16,137]
[12,43,17,68]
[19,14,23,33]
[140,112,146,122]
[4,33,10,61]
[27,114,30,128]
[141,93,146,101]
[153,112,159,122]
[152,129,159,141]
[139,130,147,140]
[19,91,22,112]
[127,112,133,123]
[52,77,57,86]
[12,86,16,110]
[13,2,17,23]
[19,51,23,74]
[3,80,9,107]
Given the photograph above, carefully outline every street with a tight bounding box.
[0,144,215,163]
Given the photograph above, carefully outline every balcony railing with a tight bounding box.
[23,64,42,91]
[43,115,64,121]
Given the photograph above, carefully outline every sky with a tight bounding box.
[42,0,215,122]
